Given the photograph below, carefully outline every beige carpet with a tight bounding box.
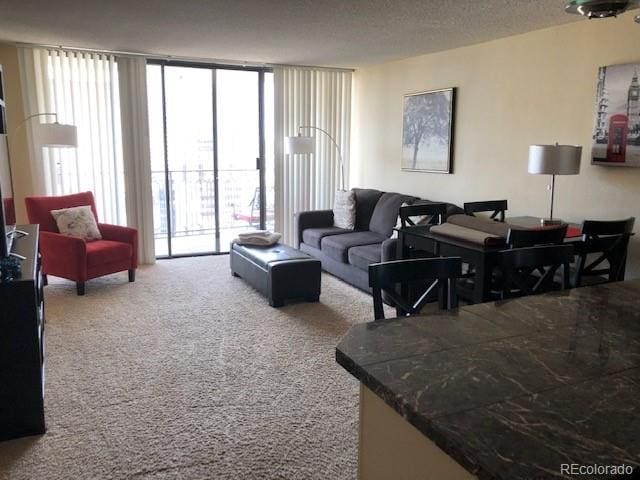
[0,255,380,479]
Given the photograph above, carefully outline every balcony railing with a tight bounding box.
[151,168,274,239]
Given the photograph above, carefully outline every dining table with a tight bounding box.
[396,216,582,304]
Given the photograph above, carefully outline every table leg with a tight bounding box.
[397,231,409,260]
[398,231,409,315]
[473,258,493,304]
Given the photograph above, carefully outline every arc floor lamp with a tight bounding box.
[286,126,345,191]
[15,113,78,147]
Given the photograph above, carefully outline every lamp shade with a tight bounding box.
[528,144,582,175]
[33,122,78,148]
[285,135,315,155]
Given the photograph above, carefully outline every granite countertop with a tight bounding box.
[336,280,640,480]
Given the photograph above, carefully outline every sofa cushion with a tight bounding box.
[86,240,133,267]
[302,227,350,249]
[321,231,387,263]
[369,192,419,237]
[348,244,382,272]
[352,188,384,231]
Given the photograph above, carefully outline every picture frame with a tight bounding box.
[591,63,640,167]
[401,87,455,174]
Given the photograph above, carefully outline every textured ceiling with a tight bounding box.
[0,0,584,68]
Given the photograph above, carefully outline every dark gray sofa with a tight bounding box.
[295,188,462,292]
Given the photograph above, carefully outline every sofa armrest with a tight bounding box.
[294,210,334,248]
[98,223,139,268]
[39,231,87,280]
[381,238,398,263]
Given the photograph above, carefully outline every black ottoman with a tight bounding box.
[230,242,321,307]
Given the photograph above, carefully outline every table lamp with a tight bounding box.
[528,143,582,226]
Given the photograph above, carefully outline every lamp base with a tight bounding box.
[540,218,563,227]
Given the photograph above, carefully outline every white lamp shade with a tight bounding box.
[33,122,78,148]
[528,144,582,175]
[285,135,315,155]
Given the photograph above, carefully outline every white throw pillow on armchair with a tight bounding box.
[333,189,356,229]
[50,205,102,241]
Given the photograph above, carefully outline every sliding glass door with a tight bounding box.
[147,62,273,257]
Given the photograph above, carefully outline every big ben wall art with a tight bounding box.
[592,63,640,167]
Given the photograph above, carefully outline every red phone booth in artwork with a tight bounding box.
[607,114,628,163]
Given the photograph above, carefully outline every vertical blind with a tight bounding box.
[19,48,126,225]
[274,67,352,245]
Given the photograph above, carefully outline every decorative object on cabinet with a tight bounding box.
[0,255,21,281]
[401,88,455,174]
[591,63,640,167]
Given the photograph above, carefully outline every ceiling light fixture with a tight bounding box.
[565,0,640,18]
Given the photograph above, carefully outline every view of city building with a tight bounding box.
[147,65,274,256]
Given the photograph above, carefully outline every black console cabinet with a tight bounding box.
[0,224,45,440]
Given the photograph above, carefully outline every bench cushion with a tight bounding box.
[348,243,382,272]
[232,242,310,270]
[302,226,350,249]
[321,231,387,263]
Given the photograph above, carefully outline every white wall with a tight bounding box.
[351,13,640,278]
[0,45,32,224]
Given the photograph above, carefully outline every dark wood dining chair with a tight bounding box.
[464,200,508,222]
[506,224,568,248]
[369,257,462,320]
[497,244,574,299]
[573,218,635,287]
[399,203,448,228]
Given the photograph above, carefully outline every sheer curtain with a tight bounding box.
[19,48,156,263]
[273,66,352,245]
[118,57,155,264]
[18,47,126,225]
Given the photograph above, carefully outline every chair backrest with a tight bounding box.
[25,192,98,233]
[399,203,448,228]
[464,200,508,222]
[498,244,574,299]
[575,217,635,285]
[506,224,568,248]
[368,257,462,320]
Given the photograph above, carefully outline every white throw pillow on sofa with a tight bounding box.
[333,190,356,230]
[50,205,102,241]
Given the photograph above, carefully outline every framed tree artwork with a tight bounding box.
[401,88,455,173]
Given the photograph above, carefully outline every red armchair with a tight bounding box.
[25,191,138,295]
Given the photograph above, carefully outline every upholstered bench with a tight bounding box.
[230,242,321,307]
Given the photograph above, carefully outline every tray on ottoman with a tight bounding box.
[230,242,321,307]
